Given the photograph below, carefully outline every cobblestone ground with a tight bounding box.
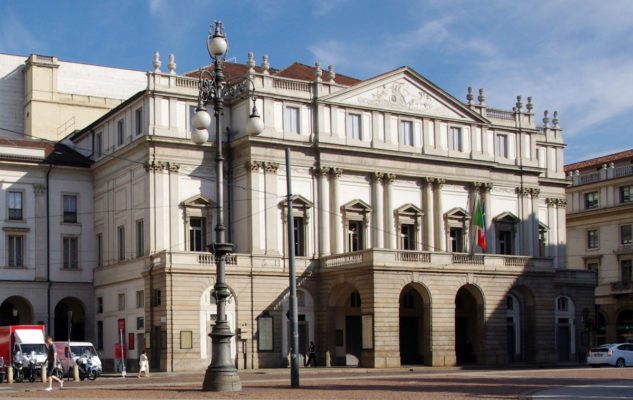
[0,366,632,399]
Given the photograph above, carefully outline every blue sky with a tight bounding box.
[1,0,632,163]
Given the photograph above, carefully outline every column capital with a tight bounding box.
[330,167,343,178]
[263,162,279,174]
[546,197,566,207]
[434,178,446,188]
[481,182,493,192]
[33,184,46,196]
[246,160,264,171]
[470,181,483,191]
[528,187,541,198]
[423,176,435,185]
[371,172,384,182]
[166,161,180,173]
[144,160,166,172]
[515,187,530,197]
[382,173,396,183]
[313,166,330,177]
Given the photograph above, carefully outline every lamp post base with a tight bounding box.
[202,367,242,392]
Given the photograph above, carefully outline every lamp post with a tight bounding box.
[191,20,264,392]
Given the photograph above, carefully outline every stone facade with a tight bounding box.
[566,151,633,345]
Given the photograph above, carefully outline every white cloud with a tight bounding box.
[0,11,41,54]
[312,0,348,16]
[148,0,165,16]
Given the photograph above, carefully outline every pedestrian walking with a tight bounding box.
[44,336,63,391]
[305,341,316,367]
[137,350,150,378]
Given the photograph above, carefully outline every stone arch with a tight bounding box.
[507,285,536,363]
[555,295,576,361]
[327,281,364,367]
[399,282,432,365]
[282,288,315,363]
[199,284,237,363]
[54,297,86,341]
[455,284,485,365]
[0,296,34,325]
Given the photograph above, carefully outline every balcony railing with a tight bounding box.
[569,163,633,186]
[486,108,515,121]
[611,280,633,292]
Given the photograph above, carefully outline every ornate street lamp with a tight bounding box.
[191,20,264,392]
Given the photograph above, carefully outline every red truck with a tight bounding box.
[0,325,47,383]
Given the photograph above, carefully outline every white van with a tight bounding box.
[53,342,102,376]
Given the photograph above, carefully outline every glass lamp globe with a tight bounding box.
[192,109,211,130]
[246,114,265,135]
[207,35,228,58]
[192,128,209,145]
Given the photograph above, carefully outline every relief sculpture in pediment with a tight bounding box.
[357,81,434,112]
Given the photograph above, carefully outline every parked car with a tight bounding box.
[587,343,633,367]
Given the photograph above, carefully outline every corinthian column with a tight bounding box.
[434,178,446,252]
[482,183,494,254]
[423,177,435,251]
[383,173,396,249]
[330,168,343,254]
[316,166,330,256]
[372,172,384,248]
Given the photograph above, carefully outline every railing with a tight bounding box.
[504,256,530,267]
[485,108,515,121]
[197,253,237,265]
[272,77,312,92]
[175,76,199,90]
[615,164,633,178]
[324,253,364,268]
[452,253,484,265]
[579,172,601,184]
[396,251,431,263]
[611,281,632,292]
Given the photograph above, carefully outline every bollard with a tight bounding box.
[41,362,47,382]
[73,363,79,382]
[7,365,13,384]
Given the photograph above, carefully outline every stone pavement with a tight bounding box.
[526,379,633,399]
[0,366,631,399]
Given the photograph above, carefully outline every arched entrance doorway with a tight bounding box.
[506,286,536,363]
[199,286,237,365]
[555,296,575,362]
[0,296,33,325]
[399,283,431,365]
[54,298,86,341]
[282,289,315,366]
[617,309,633,343]
[455,284,484,364]
[328,283,362,367]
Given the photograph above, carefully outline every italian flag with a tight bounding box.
[473,198,487,252]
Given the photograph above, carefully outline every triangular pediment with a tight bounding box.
[181,194,214,208]
[278,194,313,208]
[493,211,519,223]
[321,67,487,123]
[445,207,470,220]
[341,199,372,213]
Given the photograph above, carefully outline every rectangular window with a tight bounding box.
[63,195,78,223]
[587,262,599,279]
[189,217,205,252]
[286,107,300,134]
[97,297,103,314]
[584,192,599,209]
[96,233,103,267]
[117,293,126,311]
[399,121,413,146]
[496,134,508,158]
[136,317,144,330]
[587,229,599,249]
[189,105,197,132]
[135,108,143,136]
[400,224,415,250]
[136,290,144,308]
[95,133,103,157]
[621,186,633,203]
[153,289,161,306]
[621,225,632,245]
[347,113,361,140]
[498,230,513,255]
[293,216,305,257]
[8,191,23,220]
[347,221,364,252]
[621,260,632,282]
[136,219,144,257]
[117,119,124,146]
[450,127,462,151]
[449,227,464,252]
[96,321,103,350]
[117,225,125,261]
[8,235,23,267]
[63,237,79,269]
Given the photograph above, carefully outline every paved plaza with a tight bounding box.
[0,366,632,399]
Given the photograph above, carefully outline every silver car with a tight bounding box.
[587,343,633,367]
